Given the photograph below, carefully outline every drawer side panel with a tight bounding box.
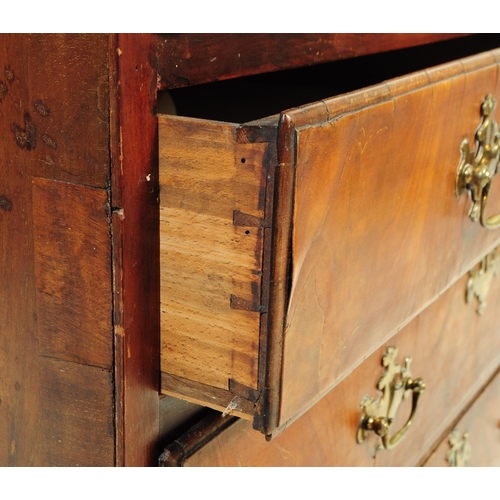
[159,116,266,392]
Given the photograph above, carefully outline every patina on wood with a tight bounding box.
[33,178,112,368]
[0,34,41,465]
[4,32,500,467]
[157,34,470,89]
[110,33,163,466]
[0,34,114,466]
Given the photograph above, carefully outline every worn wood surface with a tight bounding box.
[277,48,500,428]
[110,33,162,466]
[39,357,114,467]
[159,411,238,466]
[159,115,268,393]
[0,34,115,466]
[423,368,500,467]
[33,178,112,368]
[181,270,500,466]
[157,34,470,89]
[27,34,110,188]
[161,372,255,419]
[0,34,41,465]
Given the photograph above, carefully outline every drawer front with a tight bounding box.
[165,265,500,466]
[277,49,500,428]
[423,369,500,467]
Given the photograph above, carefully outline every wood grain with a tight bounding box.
[159,411,238,466]
[181,270,500,466]
[157,34,470,89]
[39,357,114,467]
[33,178,112,368]
[159,116,268,392]
[0,34,114,466]
[26,34,110,188]
[3,32,500,467]
[158,47,500,436]
[161,372,255,419]
[0,35,41,465]
[110,33,162,466]
[423,368,500,467]
[278,48,500,428]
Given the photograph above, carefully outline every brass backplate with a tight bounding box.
[446,429,471,467]
[466,248,499,315]
[455,94,500,229]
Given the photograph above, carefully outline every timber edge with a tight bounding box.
[158,411,238,466]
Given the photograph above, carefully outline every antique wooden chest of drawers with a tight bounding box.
[3,33,500,467]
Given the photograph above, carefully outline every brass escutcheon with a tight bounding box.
[466,248,499,315]
[446,429,471,467]
[455,94,500,229]
[356,346,425,452]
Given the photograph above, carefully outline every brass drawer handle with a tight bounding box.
[446,429,471,467]
[455,94,500,229]
[356,346,426,451]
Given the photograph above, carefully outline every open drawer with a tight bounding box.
[159,46,500,438]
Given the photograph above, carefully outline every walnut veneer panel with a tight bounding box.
[180,270,500,466]
[39,357,114,467]
[278,49,500,429]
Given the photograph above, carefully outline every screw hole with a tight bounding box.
[241,158,246,164]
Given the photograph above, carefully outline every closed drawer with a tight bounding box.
[423,368,500,467]
[160,263,500,466]
[159,48,500,437]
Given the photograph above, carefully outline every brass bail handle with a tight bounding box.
[480,183,500,229]
[456,93,500,229]
[356,346,426,452]
[381,377,425,450]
